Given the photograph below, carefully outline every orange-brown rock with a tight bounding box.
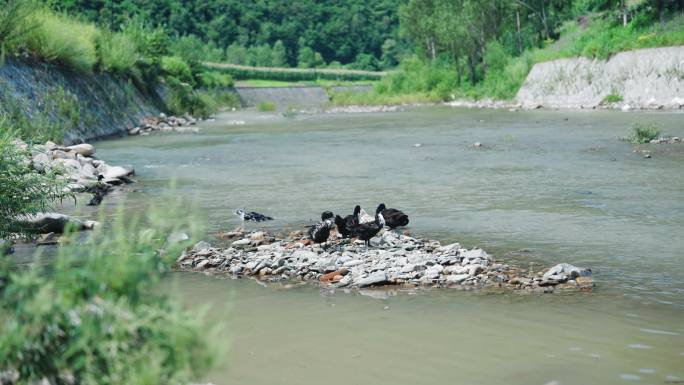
[320,268,349,282]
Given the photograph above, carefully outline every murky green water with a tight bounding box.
[41,107,684,384]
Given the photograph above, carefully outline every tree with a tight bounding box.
[297,46,315,68]
[254,44,273,66]
[225,42,247,64]
[352,53,380,70]
[271,40,287,66]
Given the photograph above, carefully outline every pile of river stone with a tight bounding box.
[177,229,593,293]
[22,140,135,192]
[128,113,198,136]
[8,140,137,237]
[649,136,682,144]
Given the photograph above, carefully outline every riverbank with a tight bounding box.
[321,45,684,112]
[177,228,593,294]
[305,96,684,115]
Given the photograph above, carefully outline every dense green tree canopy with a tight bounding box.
[56,0,411,68]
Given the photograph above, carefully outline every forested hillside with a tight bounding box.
[57,0,410,70]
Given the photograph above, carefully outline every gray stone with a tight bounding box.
[437,242,461,254]
[192,241,212,252]
[461,248,490,261]
[344,259,364,267]
[337,274,352,287]
[231,238,251,247]
[78,163,98,180]
[446,274,470,284]
[292,250,318,261]
[543,263,591,280]
[468,264,484,276]
[356,271,388,288]
[66,143,95,157]
[31,152,51,171]
[101,165,134,181]
[53,158,82,173]
[445,265,469,275]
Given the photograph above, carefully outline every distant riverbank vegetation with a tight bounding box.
[331,0,684,104]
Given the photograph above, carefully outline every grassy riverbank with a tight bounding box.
[0,0,238,142]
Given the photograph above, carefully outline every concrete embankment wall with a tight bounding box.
[516,46,684,109]
[234,85,373,107]
[0,59,160,144]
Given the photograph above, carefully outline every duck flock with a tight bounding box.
[234,203,409,246]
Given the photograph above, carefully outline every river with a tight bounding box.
[37,107,684,384]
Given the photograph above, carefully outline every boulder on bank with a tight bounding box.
[66,143,95,157]
[100,164,134,183]
[19,139,136,196]
[16,213,99,234]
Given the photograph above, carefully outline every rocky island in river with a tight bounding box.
[178,228,594,293]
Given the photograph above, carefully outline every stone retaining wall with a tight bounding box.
[0,59,161,144]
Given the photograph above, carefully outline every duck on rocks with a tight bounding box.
[349,204,385,246]
[378,203,409,228]
[334,205,361,238]
[308,211,335,243]
[356,206,376,224]
[86,175,112,206]
[235,209,273,222]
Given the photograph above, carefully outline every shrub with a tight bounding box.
[629,122,661,144]
[119,22,170,89]
[0,0,39,55]
[0,128,66,239]
[602,93,623,104]
[96,31,139,74]
[165,78,219,118]
[257,101,276,112]
[0,198,215,383]
[213,90,241,109]
[161,56,195,85]
[24,9,98,73]
[198,71,234,89]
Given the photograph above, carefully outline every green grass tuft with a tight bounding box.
[602,93,624,104]
[629,122,661,144]
[24,9,98,73]
[96,31,139,74]
[161,56,195,85]
[257,101,276,112]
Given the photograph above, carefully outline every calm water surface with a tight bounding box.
[52,107,684,384]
